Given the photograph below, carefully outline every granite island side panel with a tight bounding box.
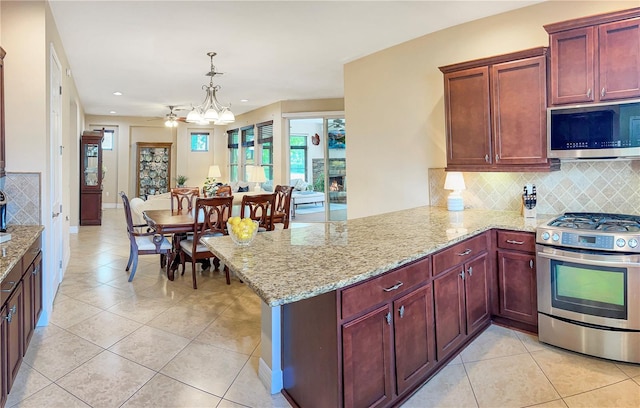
[0,225,45,282]
[201,206,554,307]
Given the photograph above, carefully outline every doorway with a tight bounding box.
[288,116,347,222]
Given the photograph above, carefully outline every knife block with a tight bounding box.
[521,197,537,219]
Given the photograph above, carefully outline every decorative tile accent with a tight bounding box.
[5,172,41,225]
[429,160,640,215]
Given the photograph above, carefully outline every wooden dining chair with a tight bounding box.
[272,185,294,229]
[215,185,232,197]
[170,187,200,212]
[120,191,172,281]
[241,193,276,232]
[179,196,234,289]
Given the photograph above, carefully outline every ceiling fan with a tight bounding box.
[163,105,186,127]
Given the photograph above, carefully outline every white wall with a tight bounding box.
[344,0,639,219]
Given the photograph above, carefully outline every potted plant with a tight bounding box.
[175,175,188,187]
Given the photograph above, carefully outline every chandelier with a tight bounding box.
[186,52,235,125]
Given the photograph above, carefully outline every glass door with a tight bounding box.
[288,116,347,222]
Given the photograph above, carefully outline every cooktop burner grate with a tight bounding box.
[549,212,640,232]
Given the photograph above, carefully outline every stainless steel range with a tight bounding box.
[536,212,640,363]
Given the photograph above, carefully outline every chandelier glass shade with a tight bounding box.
[186,52,235,126]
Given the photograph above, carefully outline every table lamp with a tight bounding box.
[444,172,466,211]
[248,165,267,192]
[207,165,222,179]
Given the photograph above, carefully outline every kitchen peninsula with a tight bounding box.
[201,206,551,407]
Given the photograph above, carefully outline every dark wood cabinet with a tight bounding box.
[0,304,6,408]
[433,233,490,360]
[546,9,640,105]
[4,282,22,394]
[495,230,538,330]
[394,284,435,395]
[442,66,491,168]
[343,305,393,408]
[0,47,5,179]
[80,130,104,225]
[0,234,42,407]
[440,48,559,172]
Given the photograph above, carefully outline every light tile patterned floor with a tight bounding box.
[8,209,640,407]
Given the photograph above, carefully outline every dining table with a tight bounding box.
[143,209,196,280]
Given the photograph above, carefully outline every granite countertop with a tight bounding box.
[0,225,45,282]
[201,206,555,307]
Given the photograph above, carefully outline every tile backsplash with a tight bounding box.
[5,172,41,225]
[429,160,640,215]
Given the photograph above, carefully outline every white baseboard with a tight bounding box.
[259,357,283,395]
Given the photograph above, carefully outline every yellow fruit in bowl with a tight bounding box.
[228,216,241,226]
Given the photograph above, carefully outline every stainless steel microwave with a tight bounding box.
[547,99,640,159]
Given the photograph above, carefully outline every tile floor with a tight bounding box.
[7,209,640,407]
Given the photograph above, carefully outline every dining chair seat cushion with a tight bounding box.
[135,235,172,251]
[180,234,223,256]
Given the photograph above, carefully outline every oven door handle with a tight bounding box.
[537,251,639,269]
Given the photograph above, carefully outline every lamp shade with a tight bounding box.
[444,172,466,191]
[248,166,267,183]
[207,165,222,178]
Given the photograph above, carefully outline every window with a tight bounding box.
[290,134,308,181]
[94,128,114,150]
[241,125,255,182]
[190,132,209,152]
[257,121,274,181]
[227,129,239,182]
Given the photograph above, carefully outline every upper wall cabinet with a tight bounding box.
[439,47,560,172]
[545,8,640,105]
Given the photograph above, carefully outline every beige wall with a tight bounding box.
[1,0,84,324]
[85,115,220,205]
[344,0,639,219]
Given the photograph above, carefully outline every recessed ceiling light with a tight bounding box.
[113,91,122,96]
[240,99,249,103]
[109,110,117,114]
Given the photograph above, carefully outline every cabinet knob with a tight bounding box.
[530,259,534,269]
[601,87,606,97]
[385,312,392,325]
[457,249,472,256]
[506,239,524,245]
[467,266,473,276]
[3,310,12,323]
[485,154,489,163]
[495,154,499,162]
[587,88,592,98]
[459,270,465,280]
[399,305,405,318]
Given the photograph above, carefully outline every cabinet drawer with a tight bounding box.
[341,257,430,321]
[22,236,42,273]
[433,233,488,275]
[1,260,22,305]
[496,230,535,252]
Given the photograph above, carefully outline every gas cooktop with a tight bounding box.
[537,212,640,253]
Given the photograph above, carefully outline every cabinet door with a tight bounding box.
[491,56,548,165]
[32,254,43,327]
[598,18,640,101]
[464,253,490,335]
[1,304,6,408]
[22,264,34,354]
[433,267,465,360]
[394,284,436,395]
[497,250,537,325]
[343,305,394,408]
[443,67,492,166]
[549,27,596,105]
[0,48,5,180]
[5,284,23,392]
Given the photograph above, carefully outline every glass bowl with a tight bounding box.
[227,219,259,246]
